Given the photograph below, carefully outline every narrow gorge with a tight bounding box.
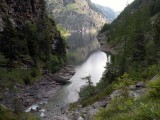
[0,0,160,120]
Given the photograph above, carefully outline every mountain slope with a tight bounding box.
[97,0,160,83]
[46,0,109,32]
[94,4,117,22]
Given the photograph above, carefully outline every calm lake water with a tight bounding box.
[41,32,110,119]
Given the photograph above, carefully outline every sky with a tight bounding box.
[90,0,134,11]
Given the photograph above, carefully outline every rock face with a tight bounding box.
[46,0,110,32]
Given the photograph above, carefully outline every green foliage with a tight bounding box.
[151,0,160,15]
[93,1,160,119]
[13,97,24,115]
[25,23,39,66]
[79,85,95,99]
[99,0,160,83]
[82,75,93,86]
[79,75,95,99]
[0,17,28,62]
[0,11,66,68]
[113,73,135,90]
[100,23,111,33]
[0,53,7,66]
[148,78,160,98]
[56,24,70,38]
[80,84,113,107]
[23,74,32,85]
[0,104,39,120]
[46,55,65,73]
[95,94,160,120]
[0,68,41,88]
[153,14,160,64]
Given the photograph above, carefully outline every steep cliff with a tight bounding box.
[46,0,109,32]
[0,0,66,67]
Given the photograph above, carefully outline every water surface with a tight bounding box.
[42,33,110,119]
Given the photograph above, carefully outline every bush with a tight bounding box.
[148,77,160,98]
[30,68,40,77]
[79,85,95,99]
[46,55,60,73]
[79,75,95,99]
[113,73,135,90]
[23,74,31,85]
[0,104,40,120]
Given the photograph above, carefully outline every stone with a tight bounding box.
[77,117,84,120]
[129,85,136,90]
[54,116,64,120]
[25,98,36,106]
[110,90,124,99]
[93,100,107,108]
[136,81,145,88]
[73,112,81,120]
[86,109,99,120]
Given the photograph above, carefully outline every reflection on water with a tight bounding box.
[42,33,110,119]
[67,32,100,65]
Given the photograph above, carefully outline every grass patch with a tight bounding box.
[0,104,39,120]
[0,67,41,88]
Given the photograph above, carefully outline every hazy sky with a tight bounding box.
[90,0,134,11]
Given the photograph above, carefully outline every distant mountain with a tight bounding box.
[46,0,109,32]
[94,4,117,22]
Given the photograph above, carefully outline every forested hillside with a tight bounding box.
[99,0,160,79]
[71,0,160,119]
[45,0,109,32]
[0,0,66,118]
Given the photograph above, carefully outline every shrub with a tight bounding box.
[79,85,95,99]
[148,77,160,98]
[113,73,135,90]
[30,68,40,77]
[79,75,95,99]
[46,55,60,73]
[23,74,31,85]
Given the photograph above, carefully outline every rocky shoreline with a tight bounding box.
[0,65,75,111]
[97,33,115,54]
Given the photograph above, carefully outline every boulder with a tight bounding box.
[54,116,64,120]
[86,109,99,120]
[129,85,136,90]
[110,90,124,99]
[93,100,107,108]
[136,81,145,88]
[77,117,84,120]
